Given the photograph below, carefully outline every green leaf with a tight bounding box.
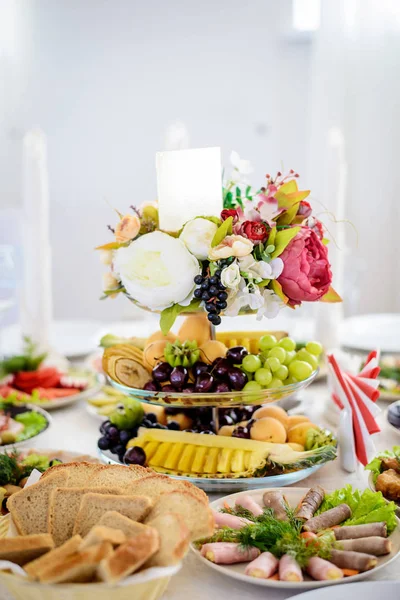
[267,226,277,247]
[211,216,233,247]
[271,279,289,304]
[201,216,222,226]
[276,203,299,226]
[258,279,271,288]
[95,241,129,251]
[223,191,234,209]
[322,237,330,245]
[320,286,342,303]
[245,185,252,198]
[160,300,201,334]
[271,226,300,258]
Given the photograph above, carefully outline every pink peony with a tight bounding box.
[277,227,332,305]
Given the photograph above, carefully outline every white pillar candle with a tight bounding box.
[156,147,223,231]
[20,128,52,350]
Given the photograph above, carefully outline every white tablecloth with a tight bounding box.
[2,383,400,599]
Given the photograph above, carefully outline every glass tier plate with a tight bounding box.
[98,447,325,492]
[107,368,318,408]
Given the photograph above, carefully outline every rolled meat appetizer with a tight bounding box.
[212,509,253,530]
[329,549,377,572]
[236,495,264,517]
[303,504,351,532]
[296,486,325,521]
[279,554,303,582]
[306,557,343,581]
[263,491,288,521]
[201,542,260,564]
[245,551,279,579]
[334,522,387,540]
[338,536,392,556]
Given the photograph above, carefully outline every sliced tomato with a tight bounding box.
[33,387,78,400]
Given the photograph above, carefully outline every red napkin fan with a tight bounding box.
[328,351,381,471]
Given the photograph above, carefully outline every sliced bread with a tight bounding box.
[128,474,208,504]
[7,471,69,535]
[48,486,122,547]
[97,511,152,538]
[145,513,190,567]
[73,494,153,537]
[40,462,105,486]
[79,526,126,550]
[87,464,151,490]
[39,541,113,584]
[0,533,54,566]
[97,529,159,584]
[24,535,82,579]
[146,490,214,541]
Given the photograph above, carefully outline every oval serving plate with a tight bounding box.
[191,487,400,589]
[0,404,52,451]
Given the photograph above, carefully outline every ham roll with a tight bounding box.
[201,542,260,564]
[334,522,387,540]
[306,557,343,581]
[263,491,288,521]
[235,495,264,517]
[338,536,392,556]
[212,509,253,530]
[245,551,279,579]
[303,504,351,532]
[279,554,303,582]
[296,486,325,521]
[329,549,377,572]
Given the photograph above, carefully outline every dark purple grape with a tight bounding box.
[205,302,218,313]
[152,362,172,383]
[124,446,146,466]
[228,367,248,390]
[200,430,215,435]
[107,426,120,441]
[219,414,234,427]
[194,288,203,299]
[209,276,219,285]
[212,358,231,380]
[165,407,181,415]
[119,430,132,445]
[162,384,175,392]
[145,413,158,424]
[214,382,230,393]
[141,418,153,428]
[217,291,228,301]
[167,420,180,430]
[202,291,211,301]
[97,436,109,450]
[170,366,189,389]
[201,281,210,290]
[226,346,249,365]
[208,313,221,325]
[193,361,209,377]
[144,380,160,392]
[194,275,204,285]
[209,285,219,296]
[152,423,168,429]
[100,420,112,435]
[195,372,215,393]
[181,383,195,394]
[113,443,126,456]
[216,300,227,309]
[232,426,250,439]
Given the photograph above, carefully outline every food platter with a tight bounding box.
[0,404,52,451]
[192,487,400,589]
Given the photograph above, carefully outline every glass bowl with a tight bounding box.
[107,368,318,408]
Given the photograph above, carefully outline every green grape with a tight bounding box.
[288,360,313,381]
[243,380,262,392]
[265,356,281,373]
[268,346,287,363]
[242,354,262,373]
[254,367,273,387]
[259,334,278,352]
[267,377,284,389]
[284,375,298,385]
[278,337,296,352]
[283,350,296,366]
[275,365,289,381]
[296,349,319,370]
[305,341,323,356]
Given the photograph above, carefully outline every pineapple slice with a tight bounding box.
[164,442,185,470]
[191,446,208,474]
[203,447,219,474]
[178,444,196,472]
[217,448,234,473]
[142,441,159,461]
[230,449,245,473]
[149,442,173,467]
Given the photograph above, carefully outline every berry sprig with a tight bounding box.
[193,263,229,325]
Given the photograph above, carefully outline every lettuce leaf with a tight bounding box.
[15,412,48,442]
[365,446,400,484]
[316,484,397,534]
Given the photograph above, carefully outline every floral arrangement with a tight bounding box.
[97,152,341,333]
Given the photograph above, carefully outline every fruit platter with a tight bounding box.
[0,338,101,410]
[193,485,400,589]
[0,402,51,450]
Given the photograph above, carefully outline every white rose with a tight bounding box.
[179,218,218,260]
[220,262,241,289]
[113,231,200,311]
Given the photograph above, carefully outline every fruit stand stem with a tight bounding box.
[209,322,220,432]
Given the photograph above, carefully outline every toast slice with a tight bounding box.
[128,474,208,504]
[97,528,159,584]
[7,471,69,535]
[97,511,152,538]
[24,535,82,579]
[79,526,126,550]
[39,541,113,584]
[73,493,153,537]
[0,533,54,566]
[40,462,105,486]
[146,490,214,541]
[48,486,123,546]
[87,464,152,490]
[145,513,190,567]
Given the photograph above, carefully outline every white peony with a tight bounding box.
[113,231,201,311]
[179,218,218,260]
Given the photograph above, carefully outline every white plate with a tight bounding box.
[385,403,400,437]
[292,581,399,600]
[0,404,52,451]
[340,313,400,354]
[192,486,400,589]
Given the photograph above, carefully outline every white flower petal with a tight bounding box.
[230,150,241,169]
[270,257,284,279]
[179,218,218,260]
